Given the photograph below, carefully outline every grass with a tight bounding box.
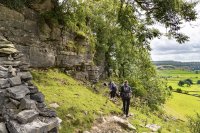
[158,69,200,121]
[31,69,121,133]
[31,69,191,133]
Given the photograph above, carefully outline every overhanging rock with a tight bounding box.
[0,35,61,133]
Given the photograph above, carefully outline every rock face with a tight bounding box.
[0,36,61,133]
[0,1,99,82]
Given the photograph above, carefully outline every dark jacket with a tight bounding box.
[120,84,132,99]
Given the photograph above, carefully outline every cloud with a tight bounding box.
[150,2,200,62]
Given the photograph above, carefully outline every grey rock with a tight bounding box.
[6,85,30,100]
[0,90,6,112]
[36,102,46,108]
[7,119,48,133]
[0,66,8,71]
[39,108,57,117]
[29,47,55,67]
[8,66,17,77]
[8,76,21,86]
[16,110,39,124]
[19,98,36,110]
[39,117,60,131]
[5,102,17,109]
[0,79,10,89]
[0,122,8,133]
[0,48,18,54]
[28,86,38,94]
[9,98,20,107]
[17,72,32,81]
[30,92,44,103]
[145,124,161,132]
[0,71,8,78]
[49,103,59,109]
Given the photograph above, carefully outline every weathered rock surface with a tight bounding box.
[0,1,100,82]
[8,76,21,86]
[0,37,61,132]
[0,79,10,89]
[30,92,44,103]
[6,85,30,100]
[0,122,8,133]
[19,98,36,110]
[88,116,136,133]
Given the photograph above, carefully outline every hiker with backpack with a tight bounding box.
[109,81,117,99]
[119,80,132,117]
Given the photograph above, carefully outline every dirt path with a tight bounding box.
[84,115,136,133]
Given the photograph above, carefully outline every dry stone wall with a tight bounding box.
[0,35,61,133]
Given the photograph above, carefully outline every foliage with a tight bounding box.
[188,113,200,133]
[185,78,193,84]
[57,0,197,109]
[178,80,185,86]
[197,80,200,84]
[176,88,182,93]
[0,0,26,10]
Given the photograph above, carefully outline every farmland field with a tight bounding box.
[158,69,200,121]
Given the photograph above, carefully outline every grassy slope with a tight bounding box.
[31,69,121,132]
[31,69,189,133]
[159,69,200,120]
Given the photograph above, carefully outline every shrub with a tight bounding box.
[185,79,193,84]
[178,80,184,86]
[197,80,200,84]
[0,0,26,10]
[168,86,173,91]
[188,113,200,133]
[176,88,182,93]
[184,80,191,87]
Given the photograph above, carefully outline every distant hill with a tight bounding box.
[153,61,200,70]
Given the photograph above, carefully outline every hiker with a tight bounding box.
[109,81,117,99]
[120,80,132,117]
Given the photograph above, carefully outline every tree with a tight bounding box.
[59,0,197,109]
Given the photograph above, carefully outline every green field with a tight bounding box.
[159,69,200,121]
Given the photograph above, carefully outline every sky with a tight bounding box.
[150,2,200,62]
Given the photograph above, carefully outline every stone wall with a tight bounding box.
[0,0,99,82]
[0,35,61,133]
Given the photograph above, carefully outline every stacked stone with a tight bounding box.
[0,35,61,133]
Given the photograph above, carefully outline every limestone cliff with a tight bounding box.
[0,0,99,82]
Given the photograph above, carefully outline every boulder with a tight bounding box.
[6,85,30,100]
[0,79,10,89]
[30,92,44,103]
[19,98,36,110]
[0,122,8,133]
[16,110,39,124]
[8,76,21,86]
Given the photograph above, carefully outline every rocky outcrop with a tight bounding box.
[0,36,61,133]
[0,1,99,82]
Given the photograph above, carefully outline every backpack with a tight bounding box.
[111,84,117,91]
[121,86,131,99]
